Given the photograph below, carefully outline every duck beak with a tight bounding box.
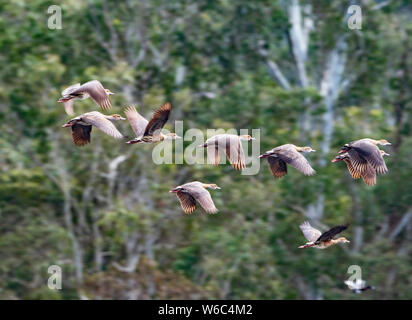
[331,158,339,163]
[62,123,72,128]
[120,117,126,120]
[169,188,180,193]
[250,137,256,141]
[175,135,182,139]
[338,149,346,154]
[215,186,221,190]
[259,153,269,158]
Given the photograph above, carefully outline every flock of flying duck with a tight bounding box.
[59,80,388,293]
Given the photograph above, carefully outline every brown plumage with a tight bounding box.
[169,181,221,214]
[299,221,350,249]
[58,80,114,115]
[201,134,255,170]
[125,102,181,144]
[259,144,316,178]
[333,150,390,186]
[338,138,390,175]
[62,111,125,146]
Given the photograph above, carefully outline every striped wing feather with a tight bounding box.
[315,225,348,243]
[267,157,288,178]
[71,124,92,146]
[176,192,197,214]
[224,136,246,170]
[350,141,388,174]
[143,102,171,137]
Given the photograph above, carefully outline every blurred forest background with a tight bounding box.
[0,0,411,300]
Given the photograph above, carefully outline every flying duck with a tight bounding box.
[169,181,221,214]
[62,111,125,146]
[259,144,316,178]
[344,279,375,294]
[299,221,350,249]
[199,134,255,170]
[124,102,181,144]
[58,80,114,115]
[332,150,389,186]
[338,138,390,175]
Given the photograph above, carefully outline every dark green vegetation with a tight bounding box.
[0,0,411,299]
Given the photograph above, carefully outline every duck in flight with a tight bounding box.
[332,150,389,186]
[298,221,350,249]
[259,144,316,178]
[124,102,181,144]
[58,80,114,115]
[338,138,390,175]
[62,111,125,146]
[170,181,221,214]
[200,134,255,170]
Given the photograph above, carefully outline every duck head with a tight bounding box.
[204,183,221,190]
[164,133,182,140]
[240,134,256,141]
[106,114,126,121]
[105,89,115,96]
[337,237,350,244]
[378,139,391,146]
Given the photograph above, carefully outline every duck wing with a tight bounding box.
[185,184,218,214]
[143,102,171,137]
[344,159,361,179]
[82,112,123,139]
[361,163,377,186]
[299,221,322,242]
[176,191,197,214]
[72,80,112,110]
[206,145,221,165]
[315,224,348,243]
[267,157,288,178]
[63,100,75,116]
[274,147,315,176]
[349,141,388,174]
[62,83,81,96]
[124,106,148,139]
[71,124,92,146]
[224,136,246,170]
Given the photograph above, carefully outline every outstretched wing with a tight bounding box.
[71,124,92,146]
[144,102,171,137]
[63,100,75,116]
[62,83,81,96]
[73,80,112,110]
[275,148,315,176]
[83,112,123,139]
[224,136,246,170]
[176,192,197,214]
[185,185,218,214]
[350,141,388,174]
[124,106,148,138]
[206,145,221,165]
[316,224,348,243]
[361,163,377,186]
[267,157,288,178]
[299,221,322,242]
